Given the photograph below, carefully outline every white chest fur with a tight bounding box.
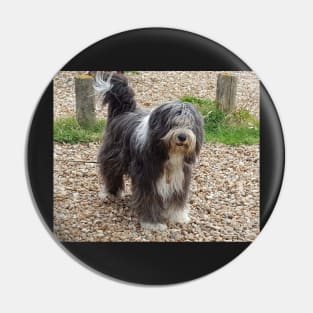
[156,153,184,200]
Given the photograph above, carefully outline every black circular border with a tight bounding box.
[27,28,285,285]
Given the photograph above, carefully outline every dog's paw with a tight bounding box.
[98,190,113,201]
[98,189,123,201]
[140,222,167,231]
[168,209,190,224]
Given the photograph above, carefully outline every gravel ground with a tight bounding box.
[54,71,259,118]
[53,71,259,242]
[54,142,259,242]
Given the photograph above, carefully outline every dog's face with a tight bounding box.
[162,127,196,154]
[149,101,203,162]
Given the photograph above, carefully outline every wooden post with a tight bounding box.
[216,73,238,112]
[74,74,96,128]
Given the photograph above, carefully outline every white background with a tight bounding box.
[1,1,312,312]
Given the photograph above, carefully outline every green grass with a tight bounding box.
[181,96,259,145]
[53,116,105,144]
[54,97,259,145]
[204,126,259,145]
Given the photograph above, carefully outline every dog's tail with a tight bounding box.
[93,71,136,119]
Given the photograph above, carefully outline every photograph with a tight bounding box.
[53,71,260,242]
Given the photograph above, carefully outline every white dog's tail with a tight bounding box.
[93,71,136,120]
[93,71,113,102]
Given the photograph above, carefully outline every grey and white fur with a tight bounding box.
[95,71,204,231]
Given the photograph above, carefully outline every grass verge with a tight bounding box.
[181,96,259,145]
[54,97,259,145]
[54,116,105,144]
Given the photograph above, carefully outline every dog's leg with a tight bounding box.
[98,183,123,201]
[99,174,124,200]
[139,201,168,231]
[164,204,191,224]
[98,162,124,200]
[131,181,167,231]
[163,164,192,224]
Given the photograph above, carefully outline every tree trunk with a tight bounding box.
[216,73,238,112]
[74,74,96,128]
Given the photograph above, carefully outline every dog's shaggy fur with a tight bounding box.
[94,72,204,230]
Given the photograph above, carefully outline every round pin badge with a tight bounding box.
[27,28,284,284]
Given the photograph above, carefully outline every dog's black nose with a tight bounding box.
[177,133,187,142]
